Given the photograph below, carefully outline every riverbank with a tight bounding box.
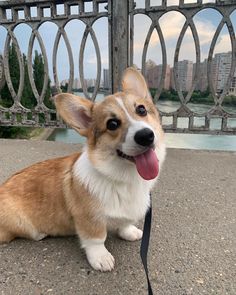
[30,128,55,141]
[0,126,55,141]
[47,126,236,151]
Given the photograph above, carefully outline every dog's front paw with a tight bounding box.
[118,225,143,241]
[86,244,115,272]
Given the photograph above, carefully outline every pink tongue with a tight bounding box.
[134,149,159,180]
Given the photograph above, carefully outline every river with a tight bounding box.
[48,93,236,151]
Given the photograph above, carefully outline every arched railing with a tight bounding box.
[0,0,235,134]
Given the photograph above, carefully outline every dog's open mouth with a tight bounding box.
[116,149,159,180]
[117,149,135,163]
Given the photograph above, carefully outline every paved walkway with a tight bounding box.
[0,139,235,295]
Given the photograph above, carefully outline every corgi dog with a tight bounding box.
[0,68,166,271]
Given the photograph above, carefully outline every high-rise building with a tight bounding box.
[193,59,208,92]
[175,60,193,92]
[170,61,193,92]
[84,78,96,88]
[145,63,158,89]
[161,53,235,95]
[103,69,109,89]
[145,61,171,90]
[165,65,171,90]
[170,67,175,90]
[229,72,236,95]
[212,52,232,94]
[73,78,81,89]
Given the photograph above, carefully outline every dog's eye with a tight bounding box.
[136,105,147,116]
[106,118,121,131]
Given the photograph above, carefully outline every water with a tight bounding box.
[48,94,236,151]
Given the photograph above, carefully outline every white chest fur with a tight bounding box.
[73,151,156,223]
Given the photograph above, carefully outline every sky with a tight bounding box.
[0,0,235,85]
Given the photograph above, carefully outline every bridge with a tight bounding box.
[0,0,235,134]
[0,0,236,294]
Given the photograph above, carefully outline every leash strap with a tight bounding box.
[140,194,153,295]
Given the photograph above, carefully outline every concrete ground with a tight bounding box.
[0,139,235,295]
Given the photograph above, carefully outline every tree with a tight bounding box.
[0,44,19,108]
[33,50,44,95]
[0,44,28,138]
[33,50,54,109]
[61,82,68,93]
[0,47,54,138]
[21,54,35,109]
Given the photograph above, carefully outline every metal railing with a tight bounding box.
[0,0,235,134]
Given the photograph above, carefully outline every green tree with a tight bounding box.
[61,82,68,93]
[33,50,53,109]
[201,86,210,98]
[0,47,54,138]
[0,44,19,108]
[21,53,35,109]
[160,89,170,100]
[0,44,28,138]
[33,50,44,95]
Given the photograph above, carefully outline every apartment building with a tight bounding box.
[145,61,171,90]
[212,52,232,94]
[194,59,208,92]
[103,68,109,89]
[170,60,193,92]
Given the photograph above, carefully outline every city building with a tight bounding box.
[61,78,96,90]
[84,78,96,89]
[194,59,208,92]
[175,60,193,92]
[170,67,175,90]
[73,78,81,89]
[170,60,193,92]
[145,60,171,90]
[61,78,81,89]
[165,65,171,90]
[191,54,236,95]
[103,68,109,89]
[60,53,236,96]
[229,72,236,95]
[212,52,232,94]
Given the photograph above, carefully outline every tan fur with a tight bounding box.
[63,172,106,240]
[0,67,165,271]
[85,91,164,167]
[0,151,108,243]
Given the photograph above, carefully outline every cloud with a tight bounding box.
[87,56,109,65]
[214,33,231,54]
[0,5,234,81]
[133,10,232,66]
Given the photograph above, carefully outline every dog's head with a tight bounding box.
[55,68,166,182]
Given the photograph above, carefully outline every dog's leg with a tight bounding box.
[74,218,115,272]
[81,237,115,272]
[118,224,143,241]
[0,213,46,242]
[0,227,14,244]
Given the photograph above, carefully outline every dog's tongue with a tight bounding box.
[134,149,159,180]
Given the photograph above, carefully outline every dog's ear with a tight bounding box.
[54,93,93,136]
[122,67,152,100]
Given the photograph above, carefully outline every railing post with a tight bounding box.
[110,0,129,92]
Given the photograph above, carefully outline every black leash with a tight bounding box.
[140,194,153,295]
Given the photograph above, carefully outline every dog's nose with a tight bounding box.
[134,128,154,147]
